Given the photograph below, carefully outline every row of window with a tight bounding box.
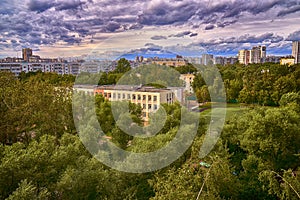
[141,103,158,110]
[109,93,158,102]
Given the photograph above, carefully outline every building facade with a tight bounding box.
[22,48,33,61]
[214,56,225,65]
[180,74,195,94]
[0,62,80,76]
[152,58,188,67]
[184,57,202,64]
[94,85,177,121]
[292,41,300,64]
[73,84,184,122]
[280,58,295,66]
[201,54,214,66]
[238,50,250,65]
[250,46,266,64]
[238,46,266,65]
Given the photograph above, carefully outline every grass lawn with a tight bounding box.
[200,103,248,122]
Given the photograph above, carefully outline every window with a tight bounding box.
[143,95,146,100]
[138,94,141,100]
[148,104,152,109]
[143,104,146,109]
[132,94,136,100]
[117,93,121,99]
[113,93,116,99]
[153,96,157,101]
[148,95,152,101]
[127,94,131,99]
[122,93,125,99]
[154,104,158,110]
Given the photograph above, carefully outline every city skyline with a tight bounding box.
[1,0,300,59]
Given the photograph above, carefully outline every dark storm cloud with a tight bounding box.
[0,0,299,53]
[286,30,300,41]
[168,31,198,38]
[138,1,198,25]
[205,24,215,30]
[103,22,121,32]
[191,33,284,52]
[277,5,300,17]
[0,0,22,14]
[217,20,238,28]
[169,31,192,37]
[55,0,86,11]
[151,35,167,40]
[27,0,86,12]
[128,23,144,30]
[60,35,82,44]
[219,0,284,18]
[27,0,55,12]
[145,43,155,47]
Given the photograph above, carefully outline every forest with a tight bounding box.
[0,60,300,199]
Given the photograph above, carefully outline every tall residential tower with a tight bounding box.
[292,41,300,64]
[22,48,32,61]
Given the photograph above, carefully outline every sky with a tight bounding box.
[0,0,300,59]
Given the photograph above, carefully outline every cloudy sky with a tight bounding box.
[0,0,300,59]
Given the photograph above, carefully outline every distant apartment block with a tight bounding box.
[262,56,281,63]
[251,46,266,64]
[0,48,117,75]
[224,57,238,65]
[80,61,112,73]
[22,48,33,61]
[152,58,188,67]
[184,57,202,64]
[212,56,238,65]
[280,57,295,66]
[238,50,251,65]
[238,46,266,65]
[135,56,144,63]
[180,74,195,94]
[201,54,214,66]
[0,62,81,76]
[292,41,300,64]
[214,56,225,65]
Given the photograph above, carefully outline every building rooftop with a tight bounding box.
[95,85,171,92]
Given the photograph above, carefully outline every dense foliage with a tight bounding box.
[192,63,300,105]
[0,61,300,199]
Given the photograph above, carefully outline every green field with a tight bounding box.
[200,103,248,122]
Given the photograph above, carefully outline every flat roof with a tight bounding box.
[95,85,171,92]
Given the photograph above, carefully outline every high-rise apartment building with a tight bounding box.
[22,48,32,61]
[292,41,300,64]
[214,56,225,65]
[238,50,250,65]
[244,46,266,64]
[180,74,195,94]
[201,54,214,65]
[250,46,260,63]
[260,46,267,58]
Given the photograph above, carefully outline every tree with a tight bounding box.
[115,58,131,73]
[196,86,210,103]
[279,92,300,107]
[7,179,50,200]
